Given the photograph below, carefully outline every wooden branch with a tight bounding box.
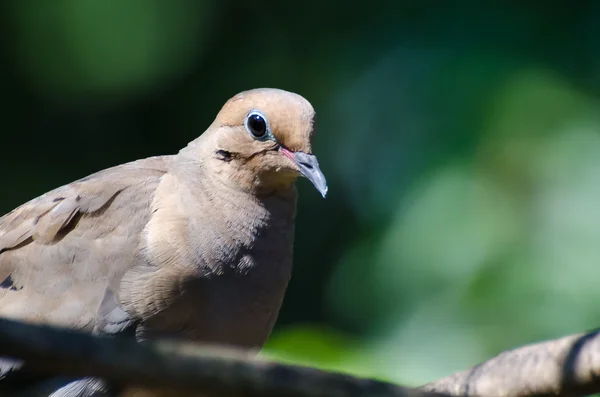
[420,329,600,397]
[3,316,600,397]
[0,318,445,397]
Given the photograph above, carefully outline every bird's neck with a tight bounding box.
[178,142,298,197]
[170,157,298,275]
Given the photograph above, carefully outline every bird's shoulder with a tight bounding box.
[0,155,171,253]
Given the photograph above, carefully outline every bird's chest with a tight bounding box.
[197,257,292,348]
[187,219,295,348]
[141,196,296,349]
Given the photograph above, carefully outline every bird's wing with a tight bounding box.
[0,155,172,335]
[0,156,175,394]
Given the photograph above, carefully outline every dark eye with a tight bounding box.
[245,112,268,139]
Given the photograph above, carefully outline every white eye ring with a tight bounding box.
[244,110,270,141]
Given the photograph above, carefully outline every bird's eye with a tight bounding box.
[245,112,268,139]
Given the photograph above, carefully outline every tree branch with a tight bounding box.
[420,329,600,397]
[3,316,600,397]
[0,318,444,397]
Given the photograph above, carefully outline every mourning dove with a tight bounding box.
[0,88,327,396]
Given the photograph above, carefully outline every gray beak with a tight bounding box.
[280,148,328,198]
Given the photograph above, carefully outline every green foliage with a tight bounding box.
[7,0,211,98]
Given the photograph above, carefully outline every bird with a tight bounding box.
[0,88,327,396]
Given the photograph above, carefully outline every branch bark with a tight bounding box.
[2,316,600,397]
[0,318,443,397]
[420,329,600,397]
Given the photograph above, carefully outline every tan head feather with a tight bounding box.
[182,88,327,197]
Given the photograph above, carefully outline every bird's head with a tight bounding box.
[193,88,327,198]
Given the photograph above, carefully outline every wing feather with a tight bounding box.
[0,156,170,328]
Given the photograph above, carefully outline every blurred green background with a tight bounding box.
[2,0,600,387]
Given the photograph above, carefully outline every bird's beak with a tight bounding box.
[280,147,328,198]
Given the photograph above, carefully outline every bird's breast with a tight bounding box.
[183,214,296,349]
[139,178,297,350]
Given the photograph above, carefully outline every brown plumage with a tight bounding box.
[0,88,327,396]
